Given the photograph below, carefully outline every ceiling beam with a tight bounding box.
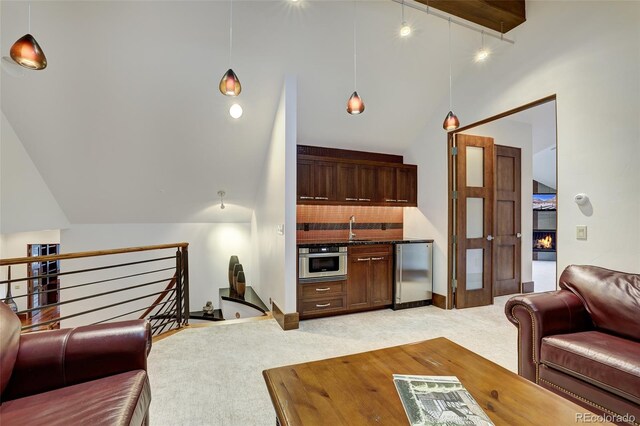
[413,0,526,33]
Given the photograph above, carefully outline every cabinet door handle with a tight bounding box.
[358,198,371,202]
[397,199,409,203]
[315,287,331,292]
[315,303,331,308]
[371,257,384,261]
[385,199,397,202]
[345,198,358,201]
[357,257,371,262]
[299,196,314,200]
[314,197,329,200]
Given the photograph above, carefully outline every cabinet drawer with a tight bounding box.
[300,280,346,299]
[349,244,392,256]
[300,296,346,316]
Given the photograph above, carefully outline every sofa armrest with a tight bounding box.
[4,320,151,400]
[505,291,592,382]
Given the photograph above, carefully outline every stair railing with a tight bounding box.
[0,243,189,336]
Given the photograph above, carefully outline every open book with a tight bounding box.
[393,375,494,426]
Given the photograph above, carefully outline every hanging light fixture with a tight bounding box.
[219,0,241,96]
[443,19,459,131]
[217,190,226,209]
[10,5,47,70]
[347,1,364,115]
[475,30,490,62]
[399,0,411,37]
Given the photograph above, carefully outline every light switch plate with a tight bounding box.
[576,225,587,240]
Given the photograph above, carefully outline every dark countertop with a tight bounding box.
[297,238,433,248]
[219,286,269,314]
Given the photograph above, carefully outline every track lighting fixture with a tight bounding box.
[219,0,241,96]
[218,191,226,210]
[347,1,365,115]
[10,5,47,70]
[443,19,460,131]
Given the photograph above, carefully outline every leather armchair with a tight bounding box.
[506,265,640,425]
[0,302,152,425]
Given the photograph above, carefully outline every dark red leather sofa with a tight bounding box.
[505,265,640,425]
[0,302,152,425]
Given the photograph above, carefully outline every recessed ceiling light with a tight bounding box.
[229,103,243,119]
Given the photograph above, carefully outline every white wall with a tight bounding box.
[533,147,557,190]
[0,113,70,234]
[0,230,61,311]
[60,223,252,327]
[251,75,298,314]
[461,120,534,286]
[405,2,640,303]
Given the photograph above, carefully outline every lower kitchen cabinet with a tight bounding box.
[297,280,347,319]
[347,244,393,310]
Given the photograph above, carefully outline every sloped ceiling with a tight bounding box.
[1,1,509,224]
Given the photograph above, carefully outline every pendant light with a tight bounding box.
[347,1,364,115]
[219,0,241,96]
[475,31,490,63]
[10,5,47,70]
[443,19,459,131]
[399,0,411,37]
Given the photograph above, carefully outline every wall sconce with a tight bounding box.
[218,190,226,209]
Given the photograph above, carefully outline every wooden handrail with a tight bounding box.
[0,243,189,266]
[139,274,177,320]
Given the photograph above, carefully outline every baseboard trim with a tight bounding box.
[521,281,534,293]
[272,301,299,331]
[432,293,447,309]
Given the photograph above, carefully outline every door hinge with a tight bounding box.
[452,235,457,244]
[452,191,458,200]
[451,146,458,156]
[451,279,457,289]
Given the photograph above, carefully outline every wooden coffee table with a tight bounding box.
[263,337,611,425]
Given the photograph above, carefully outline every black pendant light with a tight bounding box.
[347,1,364,115]
[443,19,459,131]
[219,0,241,96]
[10,6,47,70]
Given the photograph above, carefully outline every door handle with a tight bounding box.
[315,303,331,308]
[357,258,371,262]
[315,287,331,292]
[371,257,384,261]
[486,235,494,241]
[314,197,329,200]
[299,196,314,200]
[516,233,522,238]
[345,198,358,201]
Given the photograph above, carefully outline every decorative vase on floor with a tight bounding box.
[235,271,246,297]
[232,264,244,291]
[228,256,239,287]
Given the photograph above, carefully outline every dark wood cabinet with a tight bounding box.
[297,280,347,318]
[396,165,417,205]
[347,245,393,310]
[297,145,417,207]
[297,159,337,202]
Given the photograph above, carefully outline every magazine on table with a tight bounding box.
[393,375,494,426]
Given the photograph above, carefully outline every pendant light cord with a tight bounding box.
[448,18,452,110]
[401,0,405,22]
[353,0,357,91]
[229,0,233,66]
[28,4,31,33]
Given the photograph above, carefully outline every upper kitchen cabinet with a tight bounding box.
[297,159,338,202]
[297,145,417,207]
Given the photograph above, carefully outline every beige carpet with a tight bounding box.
[148,296,517,426]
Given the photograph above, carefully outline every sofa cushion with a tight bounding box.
[541,331,640,405]
[0,370,150,426]
[0,302,21,398]
[559,265,640,341]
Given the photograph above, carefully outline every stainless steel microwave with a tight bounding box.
[298,246,347,281]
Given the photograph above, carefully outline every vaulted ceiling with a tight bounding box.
[1,1,511,223]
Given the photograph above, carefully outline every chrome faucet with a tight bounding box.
[349,215,356,240]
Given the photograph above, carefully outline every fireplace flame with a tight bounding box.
[537,235,553,249]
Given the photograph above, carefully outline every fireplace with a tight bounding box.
[533,230,556,252]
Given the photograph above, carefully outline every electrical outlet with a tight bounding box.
[576,225,587,240]
[276,224,285,235]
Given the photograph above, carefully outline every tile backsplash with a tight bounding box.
[297,205,403,241]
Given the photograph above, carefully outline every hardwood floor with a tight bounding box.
[21,306,60,332]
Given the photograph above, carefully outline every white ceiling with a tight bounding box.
[1,1,509,223]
